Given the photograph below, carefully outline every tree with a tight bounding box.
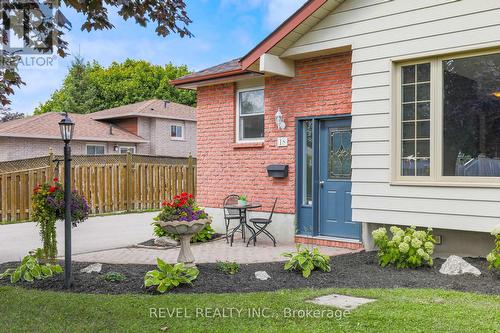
[1,1,192,106]
[35,58,196,114]
[0,106,24,122]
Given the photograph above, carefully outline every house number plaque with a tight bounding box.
[277,137,288,147]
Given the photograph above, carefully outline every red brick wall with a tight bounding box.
[196,52,352,214]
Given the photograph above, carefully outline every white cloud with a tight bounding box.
[264,0,306,30]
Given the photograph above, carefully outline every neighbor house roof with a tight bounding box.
[172,0,345,88]
[0,112,148,143]
[90,99,196,122]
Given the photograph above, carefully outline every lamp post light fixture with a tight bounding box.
[58,112,75,288]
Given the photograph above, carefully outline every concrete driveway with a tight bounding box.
[0,212,156,263]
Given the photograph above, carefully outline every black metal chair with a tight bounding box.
[247,198,277,247]
[223,194,242,243]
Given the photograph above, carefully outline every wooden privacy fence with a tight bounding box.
[0,153,196,223]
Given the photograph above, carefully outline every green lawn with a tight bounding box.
[1,286,499,333]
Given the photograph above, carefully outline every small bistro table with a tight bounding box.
[224,202,262,246]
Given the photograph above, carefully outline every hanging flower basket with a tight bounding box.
[32,178,89,260]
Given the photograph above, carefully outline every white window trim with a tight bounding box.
[170,123,185,141]
[85,143,106,155]
[236,86,265,143]
[391,48,500,187]
[119,146,136,154]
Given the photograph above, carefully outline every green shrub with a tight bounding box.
[144,258,199,293]
[216,261,240,275]
[486,225,500,271]
[153,222,167,237]
[103,271,126,282]
[282,245,331,278]
[152,223,215,243]
[372,226,435,269]
[190,224,216,243]
[0,249,62,283]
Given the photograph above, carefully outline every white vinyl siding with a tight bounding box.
[284,0,500,232]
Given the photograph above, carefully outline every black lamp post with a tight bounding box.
[59,112,75,288]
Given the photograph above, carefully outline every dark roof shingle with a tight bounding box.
[0,112,147,143]
[175,58,242,82]
[90,99,196,121]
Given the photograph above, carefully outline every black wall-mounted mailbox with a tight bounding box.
[267,164,289,178]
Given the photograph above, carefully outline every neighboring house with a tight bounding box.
[0,99,196,161]
[173,0,500,256]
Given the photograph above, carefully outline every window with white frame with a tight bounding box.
[237,88,264,141]
[400,63,431,177]
[395,50,500,183]
[86,144,105,155]
[170,124,184,140]
[119,146,136,154]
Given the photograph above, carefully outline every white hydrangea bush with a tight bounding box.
[372,225,436,268]
[486,225,500,271]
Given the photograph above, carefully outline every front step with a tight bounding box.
[295,235,364,250]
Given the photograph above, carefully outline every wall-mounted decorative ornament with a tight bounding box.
[275,109,286,130]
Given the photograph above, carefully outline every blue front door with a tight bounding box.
[318,119,359,239]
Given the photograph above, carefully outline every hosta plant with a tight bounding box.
[486,225,500,271]
[144,258,199,293]
[282,245,331,278]
[372,225,436,269]
[103,271,127,283]
[216,261,240,275]
[0,249,62,283]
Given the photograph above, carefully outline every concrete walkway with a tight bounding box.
[0,212,156,263]
[72,236,355,265]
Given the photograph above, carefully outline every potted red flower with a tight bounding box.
[154,192,211,266]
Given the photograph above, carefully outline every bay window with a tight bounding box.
[395,50,500,184]
[237,88,264,141]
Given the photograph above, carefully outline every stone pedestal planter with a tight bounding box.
[157,218,211,267]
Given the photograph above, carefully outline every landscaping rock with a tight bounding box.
[439,255,481,276]
[255,271,271,281]
[308,293,376,310]
[154,236,178,247]
[80,263,102,274]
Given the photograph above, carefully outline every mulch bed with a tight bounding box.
[136,233,225,249]
[0,252,498,295]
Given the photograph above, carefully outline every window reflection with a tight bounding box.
[443,53,500,177]
[302,121,313,206]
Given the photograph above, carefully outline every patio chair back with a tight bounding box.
[223,194,240,217]
[268,198,278,220]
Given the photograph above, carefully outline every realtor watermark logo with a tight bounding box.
[149,307,350,320]
[1,0,71,69]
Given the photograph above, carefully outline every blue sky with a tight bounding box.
[12,0,306,115]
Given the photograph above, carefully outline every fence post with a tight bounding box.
[126,152,133,212]
[187,153,193,195]
[48,148,55,181]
